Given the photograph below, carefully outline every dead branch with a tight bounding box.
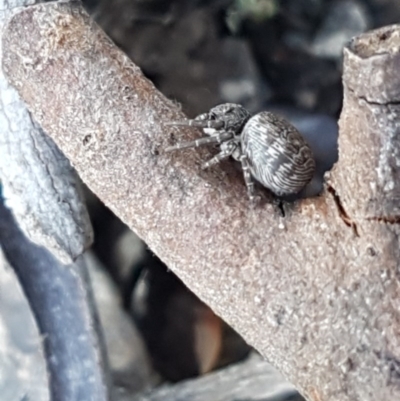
[2,2,400,400]
[0,0,93,264]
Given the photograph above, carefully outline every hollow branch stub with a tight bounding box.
[331,25,400,223]
[2,4,400,401]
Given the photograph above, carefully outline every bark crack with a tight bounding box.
[327,184,359,237]
[366,216,400,224]
[346,85,400,107]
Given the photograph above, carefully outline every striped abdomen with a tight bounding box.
[241,112,316,196]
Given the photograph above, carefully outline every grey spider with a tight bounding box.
[165,103,316,203]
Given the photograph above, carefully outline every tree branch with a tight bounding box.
[2,3,400,400]
[0,0,93,265]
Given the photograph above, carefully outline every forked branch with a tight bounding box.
[2,3,400,400]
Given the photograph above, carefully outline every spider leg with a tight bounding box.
[165,119,224,129]
[240,154,258,205]
[201,144,236,170]
[165,132,233,152]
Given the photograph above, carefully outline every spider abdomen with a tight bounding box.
[241,112,316,196]
[165,103,316,202]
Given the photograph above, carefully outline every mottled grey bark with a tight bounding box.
[0,0,93,265]
[0,3,107,400]
[2,2,400,400]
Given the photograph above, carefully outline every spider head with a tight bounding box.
[165,103,251,137]
[201,103,251,136]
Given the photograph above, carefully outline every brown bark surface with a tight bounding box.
[2,3,400,400]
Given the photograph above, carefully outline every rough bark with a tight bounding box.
[2,3,400,400]
[0,0,93,265]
